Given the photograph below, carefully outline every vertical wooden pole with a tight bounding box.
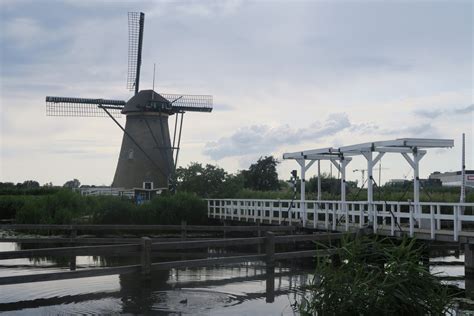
[141,237,151,278]
[69,228,77,271]
[265,231,275,303]
[181,221,187,240]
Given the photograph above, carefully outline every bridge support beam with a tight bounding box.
[402,149,426,227]
[297,159,315,227]
[317,160,321,201]
[362,151,374,224]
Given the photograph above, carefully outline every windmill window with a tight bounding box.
[128,149,134,160]
[143,182,153,190]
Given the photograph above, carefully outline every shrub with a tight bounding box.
[91,196,136,224]
[298,236,456,315]
[0,196,32,219]
[15,189,89,224]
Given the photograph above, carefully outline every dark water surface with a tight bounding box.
[1,241,474,315]
[0,241,310,315]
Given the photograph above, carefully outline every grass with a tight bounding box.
[5,190,208,225]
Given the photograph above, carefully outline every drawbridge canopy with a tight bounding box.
[282,138,454,226]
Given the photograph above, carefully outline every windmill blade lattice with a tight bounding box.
[161,94,213,113]
[46,96,125,118]
[127,12,145,94]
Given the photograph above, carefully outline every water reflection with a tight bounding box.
[1,241,473,314]
[0,242,310,314]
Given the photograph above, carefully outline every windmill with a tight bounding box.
[45,12,213,192]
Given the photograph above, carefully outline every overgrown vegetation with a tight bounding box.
[1,190,207,225]
[298,236,457,315]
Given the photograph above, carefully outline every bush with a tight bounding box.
[90,192,208,225]
[15,189,89,224]
[298,236,456,315]
[0,196,33,219]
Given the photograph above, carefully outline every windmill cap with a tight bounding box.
[122,89,171,114]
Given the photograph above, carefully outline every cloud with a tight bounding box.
[203,112,351,160]
[453,104,474,115]
[414,104,473,119]
[380,122,440,138]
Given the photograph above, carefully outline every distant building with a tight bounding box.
[429,170,474,187]
[78,184,164,202]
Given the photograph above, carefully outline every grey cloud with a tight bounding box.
[414,104,473,119]
[453,104,474,115]
[414,109,443,119]
[381,122,440,138]
[203,113,351,160]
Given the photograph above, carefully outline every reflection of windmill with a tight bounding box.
[45,12,213,191]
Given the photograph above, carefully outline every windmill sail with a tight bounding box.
[127,12,145,95]
[45,96,125,117]
[161,94,213,113]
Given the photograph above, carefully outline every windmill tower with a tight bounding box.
[45,12,213,192]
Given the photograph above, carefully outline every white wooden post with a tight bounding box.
[390,204,395,236]
[345,202,349,231]
[325,203,329,229]
[436,205,441,230]
[317,160,321,201]
[313,202,318,229]
[351,203,356,224]
[278,199,282,225]
[373,203,378,233]
[363,151,374,224]
[430,205,435,240]
[453,206,459,242]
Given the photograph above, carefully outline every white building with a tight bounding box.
[429,170,474,187]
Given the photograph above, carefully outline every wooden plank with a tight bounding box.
[151,237,264,251]
[0,255,267,285]
[0,224,295,232]
[273,249,335,260]
[0,237,216,244]
[0,265,140,285]
[0,243,140,260]
[150,254,267,270]
[274,233,347,243]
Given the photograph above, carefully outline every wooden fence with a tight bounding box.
[0,232,342,286]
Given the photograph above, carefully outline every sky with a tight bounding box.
[0,0,472,187]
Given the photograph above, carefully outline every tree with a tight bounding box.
[242,156,280,191]
[176,163,226,197]
[21,180,40,189]
[63,179,81,189]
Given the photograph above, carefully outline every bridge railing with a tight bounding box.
[207,199,474,242]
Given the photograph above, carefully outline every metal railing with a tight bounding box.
[207,199,474,242]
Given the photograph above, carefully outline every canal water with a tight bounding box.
[0,241,474,315]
